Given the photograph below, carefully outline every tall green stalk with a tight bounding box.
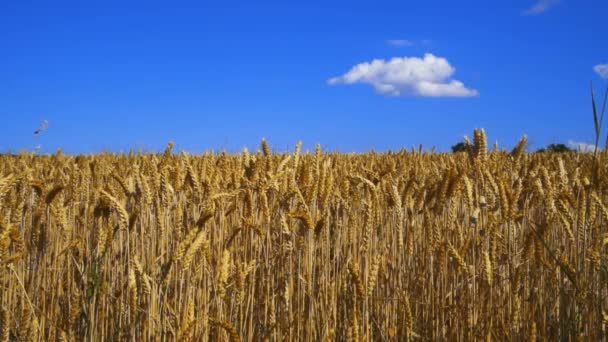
[590,81,608,186]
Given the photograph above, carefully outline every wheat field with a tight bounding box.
[0,129,607,341]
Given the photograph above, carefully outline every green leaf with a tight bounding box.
[601,85,608,122]
[592,81,600,139]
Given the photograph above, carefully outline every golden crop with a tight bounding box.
[1,129,607,341]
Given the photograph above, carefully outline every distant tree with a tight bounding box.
[537,143,573,153]
[451,142,471,153]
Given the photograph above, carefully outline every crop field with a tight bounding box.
[1,129,608,341]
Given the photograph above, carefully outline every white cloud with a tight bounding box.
[386,39,414,47]
[327,53,479,97]
[568,140,599,153]
[522,0,560,15]
[594,64,608,79]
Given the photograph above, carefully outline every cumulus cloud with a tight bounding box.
[327,53,479,97]
[568,140,598,152]
[594,64,608,79]
[522,0,560,15]
[386,39,414,47]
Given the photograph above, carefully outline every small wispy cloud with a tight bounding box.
[386,39,414,47]
[522,0,560,15]
[568,140,598,153]
[594,64,608,79]
[328,53,479,97]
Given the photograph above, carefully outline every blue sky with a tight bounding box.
[1,0,607,154]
